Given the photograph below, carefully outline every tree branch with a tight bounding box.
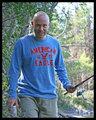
[61,44,94,49]
[56,16,67,39]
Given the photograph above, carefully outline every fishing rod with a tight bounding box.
[64,75,94,96]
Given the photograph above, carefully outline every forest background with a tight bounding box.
[2,2,94,118]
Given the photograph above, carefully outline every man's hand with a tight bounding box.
[7,98,18,111]
[66,85,76,93]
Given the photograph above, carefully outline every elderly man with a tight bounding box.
[7,11,76,118]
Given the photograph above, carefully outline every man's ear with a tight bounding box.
[31,21,34,26]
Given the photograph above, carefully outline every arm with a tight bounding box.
[7,39,23,110]
[55,42,76,92]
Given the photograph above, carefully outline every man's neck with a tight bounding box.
[32,33,46,40]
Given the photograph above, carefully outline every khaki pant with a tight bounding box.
[18,95,58,118]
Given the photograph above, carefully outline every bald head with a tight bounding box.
[33,11,50,23]
[31,11,50,40]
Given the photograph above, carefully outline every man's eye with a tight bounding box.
[36,24,40,27]
[43,25,47,27]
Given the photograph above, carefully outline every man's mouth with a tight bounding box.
[39,32,44,36]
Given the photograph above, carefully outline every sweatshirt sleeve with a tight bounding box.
[55,42,71,89]
[9,39,23,99]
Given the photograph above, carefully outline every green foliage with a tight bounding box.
[62,47,71,59]
[79,52,94,73]
[66,61,81,76]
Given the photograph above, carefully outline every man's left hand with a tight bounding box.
[67,85,76,93]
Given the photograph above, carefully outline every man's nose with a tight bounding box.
[40,26,43,31]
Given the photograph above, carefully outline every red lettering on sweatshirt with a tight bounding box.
[40,53,48,59]
[30,47,56,55]
[31,47,56,66]
[35,60,53,66]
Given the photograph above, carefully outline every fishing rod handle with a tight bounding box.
[64,91,68,95]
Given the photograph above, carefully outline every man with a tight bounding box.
[7,11,76,118]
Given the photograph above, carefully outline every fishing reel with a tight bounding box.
[77,89,87,100]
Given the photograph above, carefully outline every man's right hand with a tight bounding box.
[7,98,18,111]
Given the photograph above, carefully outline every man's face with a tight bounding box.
[32,16,50,40]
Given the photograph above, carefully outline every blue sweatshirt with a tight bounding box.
[9,34,71,99]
